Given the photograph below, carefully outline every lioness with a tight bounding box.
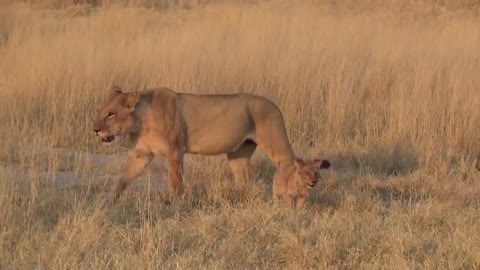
[93,86,299,202]
[273,158,330,209]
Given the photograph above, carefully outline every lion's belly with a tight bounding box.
[185,116,255,155]
[186,127,255,155]
[180,94,256,155]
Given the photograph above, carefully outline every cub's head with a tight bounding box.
[294,158,331,189]
[92,86,139,143]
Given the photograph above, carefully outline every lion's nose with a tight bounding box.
[93,128,101,133]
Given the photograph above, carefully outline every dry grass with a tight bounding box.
[1,1,480,269]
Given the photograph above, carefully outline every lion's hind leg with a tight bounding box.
[166,151,185,200]
[226,140,257,190]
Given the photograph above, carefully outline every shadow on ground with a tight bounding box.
[1,139,424,216]
[307,140,421,209]
[328,140,420,177]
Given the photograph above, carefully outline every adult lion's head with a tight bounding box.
[93,86,139,143]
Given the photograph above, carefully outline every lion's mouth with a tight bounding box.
[101,135,115,143]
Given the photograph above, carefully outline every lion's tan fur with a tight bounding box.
[93,86,298,202]
[272,159,330,209]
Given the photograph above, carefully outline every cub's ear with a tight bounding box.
[313,159,331,170]
[293,158,307,171]
[125,92,139,110]
[294,158,305,169]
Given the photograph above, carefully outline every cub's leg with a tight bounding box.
[272,173,286,203]
[273,193,282,203]
[272,183,281,203]
[166,152,185,199]
[283,194,295,209]
[475,153,480,171]
[227,140,257,190]
[295,196,307,209]
[112,149,154,203]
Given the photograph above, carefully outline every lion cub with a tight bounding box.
[273,158,331,209]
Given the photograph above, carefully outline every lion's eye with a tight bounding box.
[107,112,115,118]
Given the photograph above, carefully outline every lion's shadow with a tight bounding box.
[306,141,421,209]
[124,140,421,210]
[329,141,420,177]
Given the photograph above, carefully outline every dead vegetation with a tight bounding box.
[1,1,480,269]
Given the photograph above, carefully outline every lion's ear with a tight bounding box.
[125,92,139,110]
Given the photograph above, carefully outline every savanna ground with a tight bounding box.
[1,0,480,269]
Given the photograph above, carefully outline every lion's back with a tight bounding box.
[143,88,293,160]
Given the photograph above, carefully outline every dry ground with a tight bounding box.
[1,1,480,269]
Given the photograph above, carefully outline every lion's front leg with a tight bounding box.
[167,152,184,199]
[111,149,154,203]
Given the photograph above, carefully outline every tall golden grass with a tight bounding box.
[1,1,480,269]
